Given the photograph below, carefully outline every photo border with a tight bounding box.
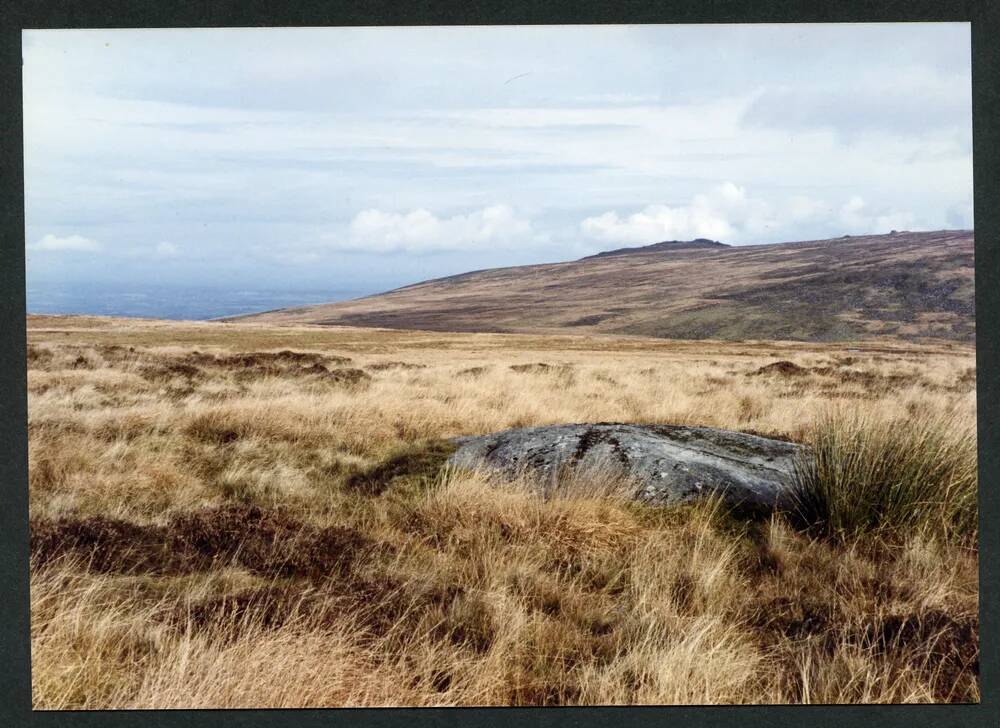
[2,1,996,726]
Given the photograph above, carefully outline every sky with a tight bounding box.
[23,23,973,297]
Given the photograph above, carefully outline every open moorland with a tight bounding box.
[27,315,978,707]
[236,230,975,344]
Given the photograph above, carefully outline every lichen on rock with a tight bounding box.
[449,423,811,512]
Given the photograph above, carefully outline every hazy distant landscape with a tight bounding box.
[26,283,366,320]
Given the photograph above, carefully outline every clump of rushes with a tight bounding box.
[790,408,977,543]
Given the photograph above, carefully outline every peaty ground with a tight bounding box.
[26,315,978,707]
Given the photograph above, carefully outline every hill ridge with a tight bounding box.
[233,230,974,343]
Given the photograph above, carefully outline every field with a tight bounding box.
[27,315,978,707]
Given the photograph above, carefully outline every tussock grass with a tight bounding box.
[791,408,977,542]
[26,317,978,706]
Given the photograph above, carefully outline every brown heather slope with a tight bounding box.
[233,230,974,343]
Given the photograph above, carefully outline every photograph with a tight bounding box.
[22,23,978,708]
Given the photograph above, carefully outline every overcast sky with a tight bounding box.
[23,23,972,294]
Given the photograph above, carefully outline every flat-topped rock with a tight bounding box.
[448,423,810,511]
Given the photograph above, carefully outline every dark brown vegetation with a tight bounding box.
[31,504,370,579]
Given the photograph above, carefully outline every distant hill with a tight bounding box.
[233,230,975,343]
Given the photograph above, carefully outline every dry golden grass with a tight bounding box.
[26,315,978,707]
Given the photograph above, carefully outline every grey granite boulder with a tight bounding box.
[448,423,810,511]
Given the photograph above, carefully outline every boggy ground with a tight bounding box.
[26,315,978,707]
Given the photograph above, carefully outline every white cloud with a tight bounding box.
[786,195,832,224]
[946,200,974,229]
[155,241,180,257]
[581,184,920,246]
[581,183,778,245]
[20,26,972,291]
[572,93,661,105]
[741,70,971,138]
[838,196,915,234]
[341,204,542,253]
[119,241,183,259]
[29,233,102,252]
